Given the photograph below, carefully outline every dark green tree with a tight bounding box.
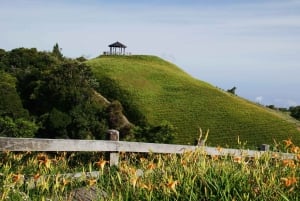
[0,71,38,137]
[0,116,38,138]
[52,43,63,60]
[290,106,300,120]
[227,86,237,95]
[0,71,29,119]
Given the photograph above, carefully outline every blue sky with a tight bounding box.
[1,0,300,107]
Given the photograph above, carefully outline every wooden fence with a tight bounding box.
[0,130,296,167]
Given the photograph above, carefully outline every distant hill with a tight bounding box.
[87,55,300,147]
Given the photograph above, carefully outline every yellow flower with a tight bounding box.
[281,177,297,187]
[283,139,293,148]
[139,157,147,163]
[131,177,139,189]
[88,179,97,186]
[62,178,70,186]
[140,183,154,191]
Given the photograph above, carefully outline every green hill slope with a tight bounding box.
[87,55,300,147]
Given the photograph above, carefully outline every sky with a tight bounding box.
[1,0,300,108]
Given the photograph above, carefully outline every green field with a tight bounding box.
[87,55,300,147]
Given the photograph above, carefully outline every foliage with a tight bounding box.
[133,121,176,144]
[0,71,30,119]
[227,86,237,94]
[87,55,300,147]
[0,48,110,139]
[1,139,300,200]
[0,116,38,138]
[96,76,147,126]
[27,60,109,139]
[52,43,63,60]
[76,56,88,62]
[290,106,300,120]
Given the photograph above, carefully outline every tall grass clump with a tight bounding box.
[1,139,300,200]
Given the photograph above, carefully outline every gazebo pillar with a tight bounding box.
[107,41,127,55]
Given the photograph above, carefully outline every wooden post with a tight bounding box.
[107,129,119,167]
[260,144,270,151]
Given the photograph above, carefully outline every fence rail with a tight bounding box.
[0,137,296,161]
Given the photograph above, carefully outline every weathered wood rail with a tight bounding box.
[0,136,296,163]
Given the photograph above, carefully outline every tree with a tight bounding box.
[0,116,38,138]
[0,71,29,119]
[227,86,237,95]
[52,43,63,60]
[290,106,300,120]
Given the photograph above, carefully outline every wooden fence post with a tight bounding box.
[260,144,270,151]
[107,129,119,167]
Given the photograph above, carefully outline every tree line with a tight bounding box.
[266,105,300,120]
[0,44,175,143]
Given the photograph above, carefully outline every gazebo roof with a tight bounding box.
[108,41,127,48]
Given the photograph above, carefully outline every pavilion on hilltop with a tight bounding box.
[103,41,130,55]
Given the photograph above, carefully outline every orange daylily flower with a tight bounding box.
[233,156,242,164]
[166,180,179,193]
[34,173,41,181]
[272,153,279,159]
[12,173,23,183]
[216,146,223,152]
[180,160,187,167]
[147,163,156,170]
[37,154,51,169]
[281,177,297,187]
[282,159,296,168]
[62,178,70,186]
[283,139,293,148]
[95,159,109,171]
[211,155,219,161]
[290,146,300,154]
[139,157,147,163]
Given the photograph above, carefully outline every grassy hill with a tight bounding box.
[87,55,300,147]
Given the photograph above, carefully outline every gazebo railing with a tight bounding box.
[103,51,132,56]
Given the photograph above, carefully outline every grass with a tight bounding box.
[1,139,300,200]
[87,55,300,147]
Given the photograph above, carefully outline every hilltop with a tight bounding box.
[87,55,300,147]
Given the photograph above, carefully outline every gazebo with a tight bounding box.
[108,41,127,55]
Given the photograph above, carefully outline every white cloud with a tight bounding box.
[255,96,263,103]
